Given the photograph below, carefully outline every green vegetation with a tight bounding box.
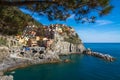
[0,0,112,23]
[0,37,7,46]
[64,34,81,44]
[0,6,42,35]
[0,0,113,34]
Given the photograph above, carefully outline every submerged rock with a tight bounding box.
[64,59,71,63]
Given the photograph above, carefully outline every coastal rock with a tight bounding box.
[0,46,9,63]
[45,50,60,60]
[0,75,13,80]
[50,32,85,55]
[0,72,3,76]
[64,59,71,63]
[83,49,115,62]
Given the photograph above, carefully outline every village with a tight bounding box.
[0,23,84,72]
[10,23,79,57]
[15,24,76,48]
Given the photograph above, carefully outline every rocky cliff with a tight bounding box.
[50,39,85,55]
[46,24,85,55]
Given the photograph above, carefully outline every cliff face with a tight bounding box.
[50,34,85,55]
[47,24,85,55]
[50,39,85,55]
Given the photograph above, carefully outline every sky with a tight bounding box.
[20,0,120,43]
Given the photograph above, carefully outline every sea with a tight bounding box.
[6,43,120,80]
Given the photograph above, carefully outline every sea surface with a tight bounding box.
[6,43,120,80]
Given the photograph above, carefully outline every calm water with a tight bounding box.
[6,43,120,80]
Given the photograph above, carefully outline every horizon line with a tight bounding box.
[83,42,120,43]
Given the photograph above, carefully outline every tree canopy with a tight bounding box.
[0,6,43,35]
[0,0,113,23]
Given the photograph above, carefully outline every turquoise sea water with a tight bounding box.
[6,43,120,80]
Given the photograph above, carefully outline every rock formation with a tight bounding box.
[47,24,85,55]
[0,72,13,80]
[0,75,13,80]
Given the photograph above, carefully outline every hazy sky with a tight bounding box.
[20,0,120,43]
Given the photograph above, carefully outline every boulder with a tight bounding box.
[0,75,13,80]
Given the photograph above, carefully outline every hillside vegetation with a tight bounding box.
[0,6,42,35]
[0,6,82,46]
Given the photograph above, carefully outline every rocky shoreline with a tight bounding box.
[83,48,116,62]
[0,47,75,80]
[0,49,116,80]
[0,75,13,80]
[0,53,61,80]
[0,71,13,80]
[0,52,61,72]
[0,55,74,80]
